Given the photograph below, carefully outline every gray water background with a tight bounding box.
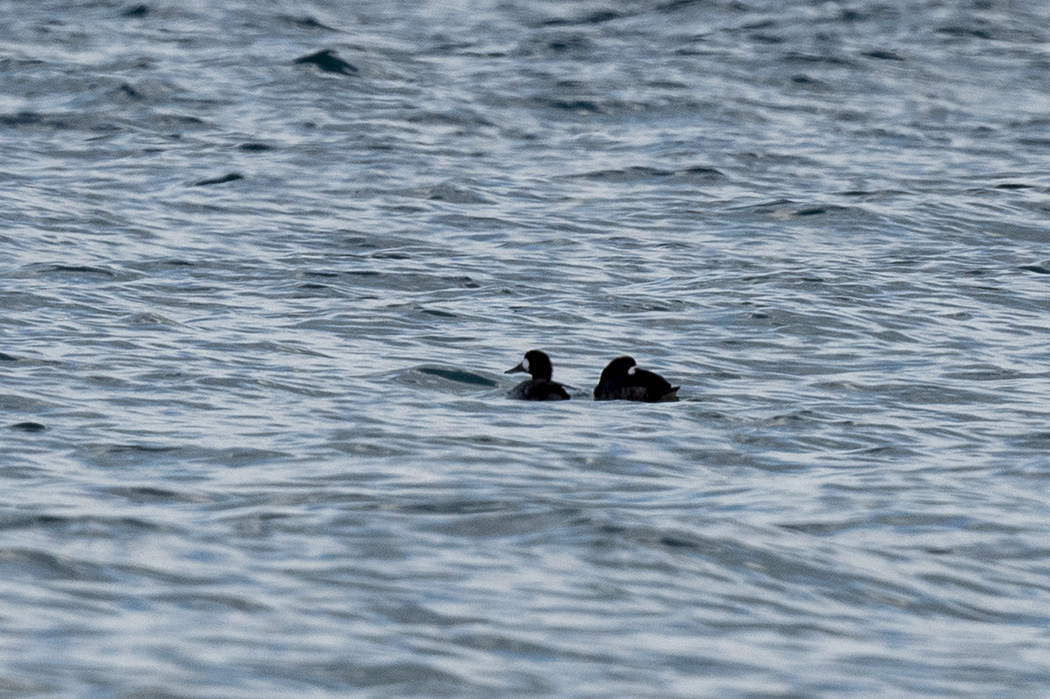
[3,0,1050,696]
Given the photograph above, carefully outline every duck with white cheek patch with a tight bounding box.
[593,356,679,402]
[505,350,570,401]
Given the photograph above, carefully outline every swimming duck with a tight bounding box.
[506,350,570,401]
[593,356,679,402]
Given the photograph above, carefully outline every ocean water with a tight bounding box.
[3,0,1050,696]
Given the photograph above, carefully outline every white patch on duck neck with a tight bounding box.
[627,365,637,375]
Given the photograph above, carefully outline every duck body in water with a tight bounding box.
[593,356,679,402]
[505,350,570,401]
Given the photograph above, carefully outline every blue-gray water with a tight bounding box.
[3,0,1050,696]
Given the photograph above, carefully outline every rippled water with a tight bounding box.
[4,0,1050,696]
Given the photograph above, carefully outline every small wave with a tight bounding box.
[400,366,500,389]
[568,165,724,183]
[293,48,359,75]
[12,263,143,282]
[8,421,46,433]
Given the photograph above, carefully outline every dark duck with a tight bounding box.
[593,356,679,402]
[506,350,570,401]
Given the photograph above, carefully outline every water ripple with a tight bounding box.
[2,0,1050,696]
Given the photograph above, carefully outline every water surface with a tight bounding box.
[3,0,1050,696]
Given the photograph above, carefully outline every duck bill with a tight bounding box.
[505,362,526,374]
